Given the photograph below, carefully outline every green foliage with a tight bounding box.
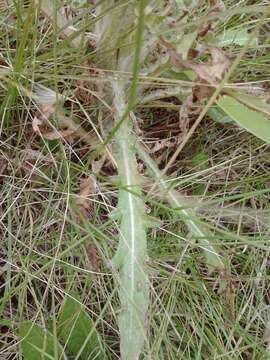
[20,322,67,360]
[112,82,149,360]
[217,95,270,144]
[58,296,105,360]
[208,106,233,124]
[94,2,150,358]
[217,28,258,47]
[2,1,270,359]
[191,150,209,195]
[19,297,105,360]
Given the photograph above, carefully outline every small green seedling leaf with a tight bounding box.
[19,321,67,360]
[217,95,270,144]
[57,296,105,360]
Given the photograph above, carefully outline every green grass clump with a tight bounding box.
[1,1,270,359]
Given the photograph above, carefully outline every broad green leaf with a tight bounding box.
[207,106,233,124]
[19,321,67,360]
[226,90,270,117]
[217,95,270,144]
[191,150,209,195]
[58,296,105,360]
[99,1,149,358]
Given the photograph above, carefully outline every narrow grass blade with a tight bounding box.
[217,95,270,144]
[19,321,67,360]
[57,296,105,360]
[137,144,224,272]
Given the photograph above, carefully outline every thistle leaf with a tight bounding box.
[112,81,149,360]
[137,144,224,272]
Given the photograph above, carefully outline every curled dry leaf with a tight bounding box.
[32,115,77,141]
[32,90,81,142]
[149,138,176,154]
[20,149,53,164]
[31,84,105,151]
[32,117,43,133]
[175,47,230,85]
[162,38,231,85]
[18,149,55,178]
[32,85,101,146]
[76,176,98,213]
[192,83,215,102]
[179,94,193,130]
[41,128,75,141]
[32,88,74,140]
[74,176,102,273]
[197,23,212,39]
[84,240,101,272]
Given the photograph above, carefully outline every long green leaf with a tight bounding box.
[217,95,270,144]
[137,144,224,272]
[94,1,149,358]
[112,81,149,360]
[57,296,105,360]
[19,321,67,360]
[226,89,270,117]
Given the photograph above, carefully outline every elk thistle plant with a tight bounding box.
[92,1,226,358]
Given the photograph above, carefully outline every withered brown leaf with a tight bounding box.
[85,240,101,272]
[76,176,98,213]
[192,84,215,102]
[162,37,231,85]
[32,115,77,141]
